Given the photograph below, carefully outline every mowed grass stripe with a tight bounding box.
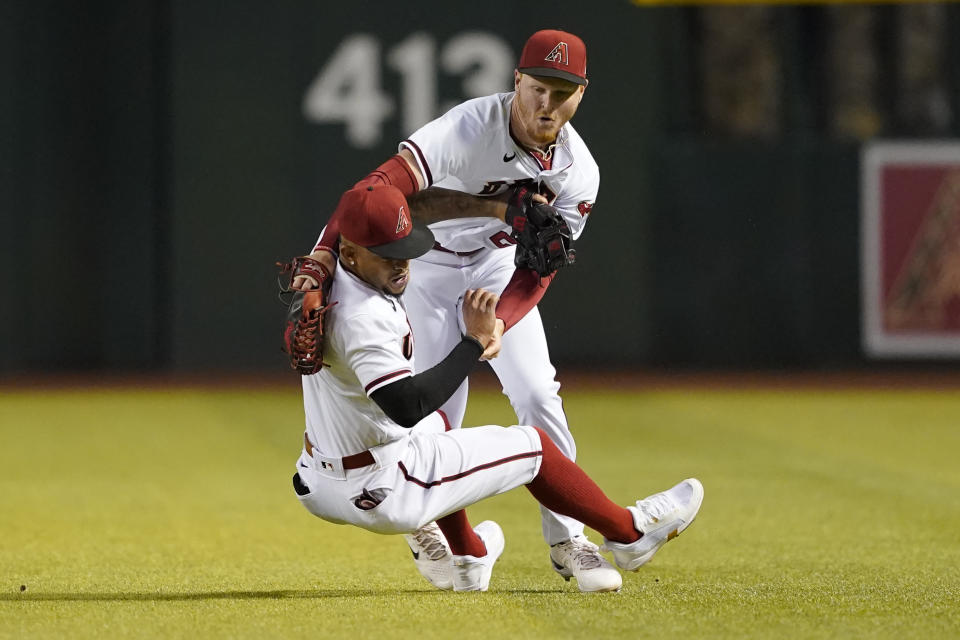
[0,386,957,639]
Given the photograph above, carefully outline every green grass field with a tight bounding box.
[1,380,958,639]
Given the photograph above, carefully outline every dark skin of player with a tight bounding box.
[338,237,413,297]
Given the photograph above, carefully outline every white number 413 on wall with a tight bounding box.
[303,32,513,149]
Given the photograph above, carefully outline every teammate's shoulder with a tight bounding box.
[444,92,508,117]
[437,93,509,133]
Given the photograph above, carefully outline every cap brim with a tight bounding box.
[518,67,587,86]
[366,223,435,260]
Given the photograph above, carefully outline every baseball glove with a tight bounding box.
[277,256,336,375]
[505,190,576,277]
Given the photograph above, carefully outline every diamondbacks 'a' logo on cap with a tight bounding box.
[396,205,410,234]
[545,42,569,65]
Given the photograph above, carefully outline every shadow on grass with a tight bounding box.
[3,588,564,602]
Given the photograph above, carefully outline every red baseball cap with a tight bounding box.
[337,185,435,259]
[517,29,587,86]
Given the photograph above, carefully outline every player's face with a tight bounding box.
[512,72,585,147]
[347,246,411,296]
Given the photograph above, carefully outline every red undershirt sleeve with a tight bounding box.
[496,269,556,332]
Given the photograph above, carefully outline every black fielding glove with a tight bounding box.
[511,203,576,277]
[505,182,537,229]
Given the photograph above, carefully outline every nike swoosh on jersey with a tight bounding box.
[503,152,516,162]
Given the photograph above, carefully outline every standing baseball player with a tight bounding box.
[294,29,631,592]
[285,183,703,592]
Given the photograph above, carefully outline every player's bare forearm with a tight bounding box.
[407,187,508,223]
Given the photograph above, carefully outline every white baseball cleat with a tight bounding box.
[550,535,622,593]
[404,522,453,590]
[602,478,704,571]
[451,520,504,592]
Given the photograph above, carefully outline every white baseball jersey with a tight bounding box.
[294,263,544,536]
[301,267,416,458]
[400,92,599,253]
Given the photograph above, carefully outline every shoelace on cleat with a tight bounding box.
[636,491,677,527]
[412,525,449,560]
[558,539,603,569]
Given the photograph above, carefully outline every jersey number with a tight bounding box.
[489,231,516,248]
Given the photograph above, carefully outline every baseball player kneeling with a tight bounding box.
[286,185,704,592]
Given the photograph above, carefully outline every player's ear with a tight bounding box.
[514,70,522,91]
[339,243,357,268]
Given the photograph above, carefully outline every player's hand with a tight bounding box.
[462,289,499,350]
[501,184,548,221]
[480,319,505,361]
[291,249,337,290]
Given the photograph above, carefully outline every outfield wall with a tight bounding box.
[3,3,959,372]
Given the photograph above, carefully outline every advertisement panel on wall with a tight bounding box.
[862,141,960,358]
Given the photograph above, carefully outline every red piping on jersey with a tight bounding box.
[402,139,433,187]
[402,314,415,360]
[398,450,542,489]
[437,409,452,432]
[364,369,412,392]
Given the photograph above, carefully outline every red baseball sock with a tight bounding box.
[526,427,640,544]
[436,509,486,557]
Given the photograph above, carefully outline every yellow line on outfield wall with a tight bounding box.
[631,0,946,5]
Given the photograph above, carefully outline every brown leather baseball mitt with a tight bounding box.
[277,256,336,375]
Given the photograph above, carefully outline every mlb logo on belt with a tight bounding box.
[315,454,347,480]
